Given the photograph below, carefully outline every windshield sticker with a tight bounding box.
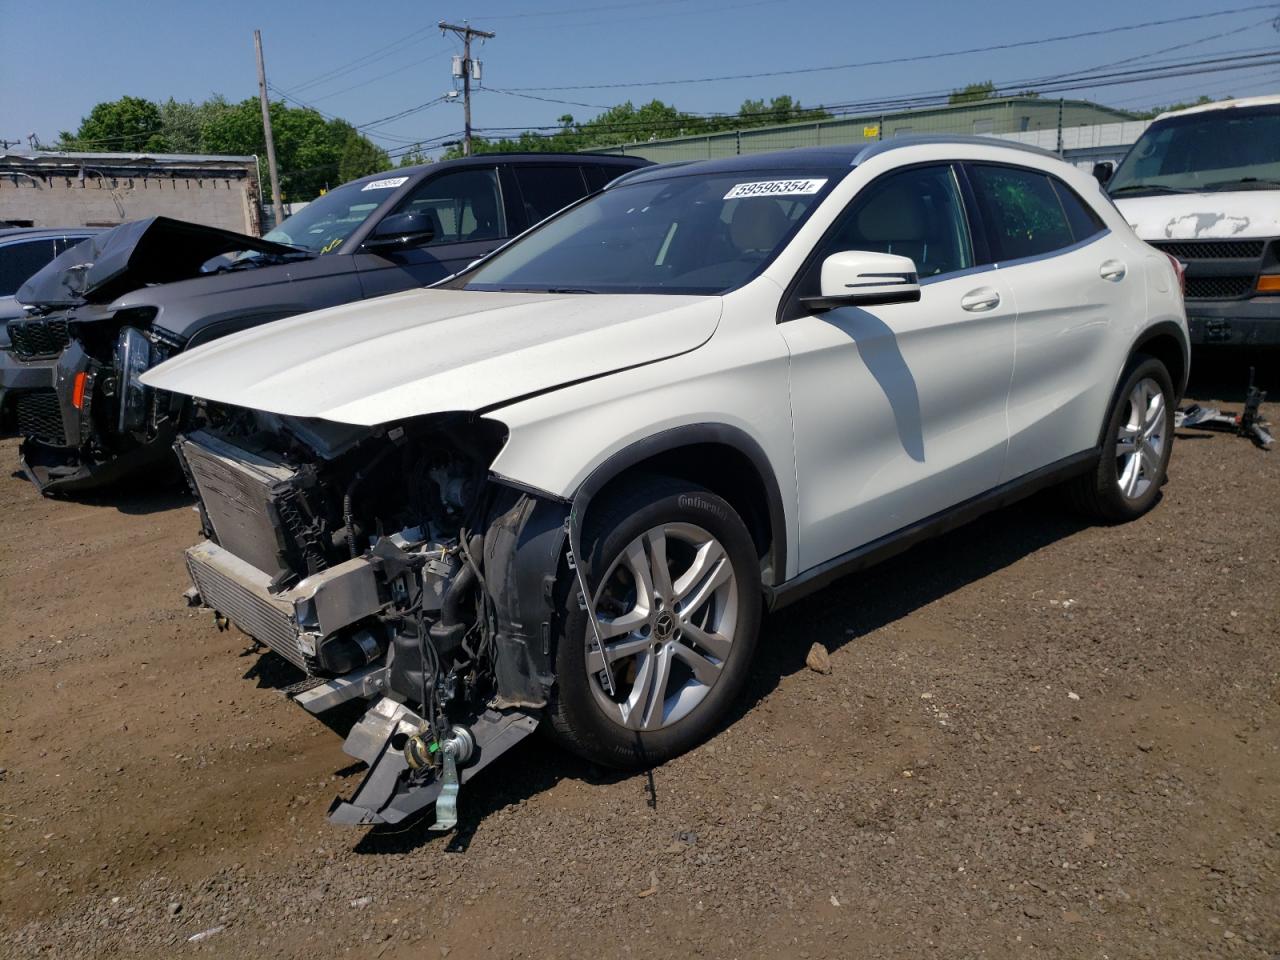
[361,176,410,191]
[724,178,827,200]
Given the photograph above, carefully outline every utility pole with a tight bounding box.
[438,21,495,157]
[254,29,284,225]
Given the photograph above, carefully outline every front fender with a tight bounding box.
[487,321,799,580]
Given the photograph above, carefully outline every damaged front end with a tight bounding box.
[19,312,186,493]
[175,408,569,827]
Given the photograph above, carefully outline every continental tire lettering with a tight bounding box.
[678,494,728,520]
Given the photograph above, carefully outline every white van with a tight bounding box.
[1103,95,1280,346]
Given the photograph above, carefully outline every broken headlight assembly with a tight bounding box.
[114,325,151,433]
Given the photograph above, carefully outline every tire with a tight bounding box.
[545,475,762,768]
[1067,354,1175,523]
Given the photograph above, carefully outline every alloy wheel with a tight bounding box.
[587,521,739,731]
[1115,376,1166,500]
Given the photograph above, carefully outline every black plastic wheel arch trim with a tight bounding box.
[569,421,788,589]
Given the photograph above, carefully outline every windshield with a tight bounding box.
[1109,103,1280,196]
[264,174,412,254]
[463,169,841,295]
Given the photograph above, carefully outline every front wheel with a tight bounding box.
[546,477,762,768]
[1067,354,1175,522]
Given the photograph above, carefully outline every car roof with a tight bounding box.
[348,152,648,186]
[1157,94,1280,120]
[0,226,106,241]
[616,136,1059,186]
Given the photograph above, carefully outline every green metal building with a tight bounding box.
[587,97,1139,163]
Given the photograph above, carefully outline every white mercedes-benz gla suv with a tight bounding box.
[143,138,1188,826]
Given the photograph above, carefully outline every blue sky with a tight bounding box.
[1,0,1277,156]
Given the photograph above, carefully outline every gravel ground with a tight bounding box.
[1,365,1277,960]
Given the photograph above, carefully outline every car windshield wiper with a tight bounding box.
[543,287,599,294]
[1203,177,1280,191]
[1109,184,1199,196]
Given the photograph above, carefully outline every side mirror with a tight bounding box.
[1092,161,1115,187]
[364,211,436,251]
[801,251,921,312]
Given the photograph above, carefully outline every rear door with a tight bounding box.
[964,163,1139,478]
[353,165,508,298]
[780,162,1017,570]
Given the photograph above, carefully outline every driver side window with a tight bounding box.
[395,167,506,246]
[815,164,974,280]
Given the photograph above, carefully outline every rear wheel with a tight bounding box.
[546,477,761,768]
[1068,355,1175,522]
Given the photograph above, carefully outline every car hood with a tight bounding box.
[1114,190,1280,241]
[141,288,722,425]
[16,216,301,309]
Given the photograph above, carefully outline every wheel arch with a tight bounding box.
[572,423,787,589]
[1130,321,1189,402]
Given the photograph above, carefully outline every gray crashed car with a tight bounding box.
[0,226,105,325]
[3,153,648,494]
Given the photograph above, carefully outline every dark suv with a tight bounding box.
[3,153,647,494]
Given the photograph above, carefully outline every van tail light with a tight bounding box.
[1164,253,1186,298]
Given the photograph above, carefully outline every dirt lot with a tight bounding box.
[2,366,1277,960]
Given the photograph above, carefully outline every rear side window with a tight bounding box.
[1051,179,1107,242]
[0,239,57,297]
[54,235,93,256]
[582,165,612,192]
[513,165,589,226]
[967,164,1075,262]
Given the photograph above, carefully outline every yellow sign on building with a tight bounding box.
[863,124,880,139]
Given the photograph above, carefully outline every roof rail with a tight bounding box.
[851,134,1059,165]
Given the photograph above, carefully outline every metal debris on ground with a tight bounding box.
[1175,367,1272,450]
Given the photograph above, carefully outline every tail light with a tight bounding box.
[1164,252,1186,298]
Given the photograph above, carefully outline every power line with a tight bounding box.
[509,0,780,32]
[466,52,1280,137]
[302,43,458,104]
[359,97,449,131]
[456,0,714,20]
[281,24,441,95]
[506,4,1280,91]
[484,88,616,111]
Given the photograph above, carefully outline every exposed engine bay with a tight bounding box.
[176,407,571,827]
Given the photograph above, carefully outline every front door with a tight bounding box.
[352,165,509,298]
[779,163,1017,571]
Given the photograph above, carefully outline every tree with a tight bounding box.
[57,95,166,152]
[200,98,388,200]
[949,81,997,105]
[157,96,226,154]
[397,146,432,167]
[443,94,832,158]
[736,95,828,127]
[333,121,391,183]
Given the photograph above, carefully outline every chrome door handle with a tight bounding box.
[1100,259,1127,282]
[960,287,1001,312]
